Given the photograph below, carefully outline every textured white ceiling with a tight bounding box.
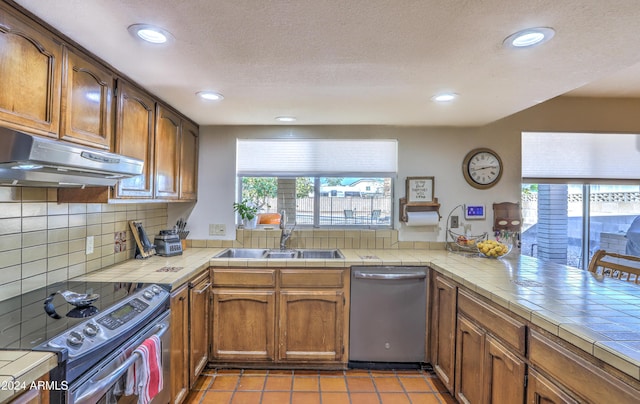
[12,0,640,126]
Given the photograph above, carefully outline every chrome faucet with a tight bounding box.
[279,209,295,250]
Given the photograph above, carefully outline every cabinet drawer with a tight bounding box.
[280,269,344,288]
[212,269,276,287]
[530,331,639,404]
[457,290,526,355]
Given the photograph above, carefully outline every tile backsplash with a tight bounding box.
[189,228,446,251]
[0,187,168,300]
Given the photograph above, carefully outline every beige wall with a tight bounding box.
[0,187,168,300]
[169,96,640,244]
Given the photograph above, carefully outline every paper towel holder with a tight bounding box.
[399,197,441,222]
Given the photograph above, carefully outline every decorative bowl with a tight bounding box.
[476,239,512,258]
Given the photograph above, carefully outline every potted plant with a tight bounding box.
[233,199,259,229]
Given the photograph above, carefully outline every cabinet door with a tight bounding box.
[114,80,155,198]
[189,273,210,387]
[0,5,61,137]
[527,369,578,404]
[60,47,114,149]
[154,104,181,199]
[430,275,457,393]
[179,120,198,200]
[170,285,189,404]
[484,335,526,404]
[455,315,485,404]
[278,290,344,362]
[211,289,275,361]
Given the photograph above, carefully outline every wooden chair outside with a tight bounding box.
[371,209,382,223]
[588,249,640,284]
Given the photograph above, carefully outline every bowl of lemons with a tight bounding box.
[476,239,511,258]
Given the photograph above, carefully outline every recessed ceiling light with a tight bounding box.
[504,27,555,48]
[431,93,458,103]
[196,91,224,101]
[127,24,174,44]
[275,116,297,122]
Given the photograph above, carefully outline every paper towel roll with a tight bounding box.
[406,211,440,226]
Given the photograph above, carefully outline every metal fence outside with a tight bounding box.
[262,196,392,226]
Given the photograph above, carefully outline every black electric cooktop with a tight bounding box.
[0,281,165,351]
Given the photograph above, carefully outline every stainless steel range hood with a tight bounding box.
[0,127,144,187]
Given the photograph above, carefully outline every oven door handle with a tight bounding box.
[74,323,168,403]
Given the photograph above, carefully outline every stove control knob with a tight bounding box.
[143,291,154,300]
[151,286,162,294]
[83,323,100,337]
[67,331,84,347]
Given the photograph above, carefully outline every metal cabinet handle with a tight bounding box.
[74,323,168,403]
[353,271,427,280]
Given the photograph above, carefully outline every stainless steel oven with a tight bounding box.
[70,311,170,403]
[0,281,171,403]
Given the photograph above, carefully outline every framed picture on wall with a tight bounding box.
[406,176,434,203]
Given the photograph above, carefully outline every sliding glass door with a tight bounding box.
[521,184,640,269]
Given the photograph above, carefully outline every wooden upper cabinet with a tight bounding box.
[0,5,61,137]
[155,104,181,199]
[180,119,199,200]
[60,46,114,149]
[114,80,155,198]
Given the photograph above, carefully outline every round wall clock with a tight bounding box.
[462,148,503,189]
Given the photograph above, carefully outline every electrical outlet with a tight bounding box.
[85,236,94,255]
[451,215,459,228]
[209,224,227,236]
[215,224,226,236]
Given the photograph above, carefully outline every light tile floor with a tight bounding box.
[184,368,457,404]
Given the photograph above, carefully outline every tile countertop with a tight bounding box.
[0,351,57,403]
[13,247,639,390]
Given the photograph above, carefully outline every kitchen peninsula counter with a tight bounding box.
[4,247,635,401]
[0,351,57,403]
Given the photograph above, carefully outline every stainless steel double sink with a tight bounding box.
[213,248,344,259]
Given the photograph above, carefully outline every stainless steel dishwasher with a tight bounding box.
[349,266,428,368]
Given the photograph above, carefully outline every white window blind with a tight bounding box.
[237,139,398,177]
[522,132,640,182]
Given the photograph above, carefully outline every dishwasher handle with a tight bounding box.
[353,271,427,280]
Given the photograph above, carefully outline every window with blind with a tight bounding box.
[236,139,398,228]
[521,132,640,269]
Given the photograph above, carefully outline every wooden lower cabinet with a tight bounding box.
[189,272,211,387]
[455,315,485,404]
[170,285,189,404]
[10,374,49,404]
[455,317,527,404]
[484,335,526,404]
[278,290,344,362]
[527,369,578,404]
[210,267,346,366]
[529,331,639,404]
[211,289,276,361]
[430,274,457,393]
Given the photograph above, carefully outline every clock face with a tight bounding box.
[463,148,503,189]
